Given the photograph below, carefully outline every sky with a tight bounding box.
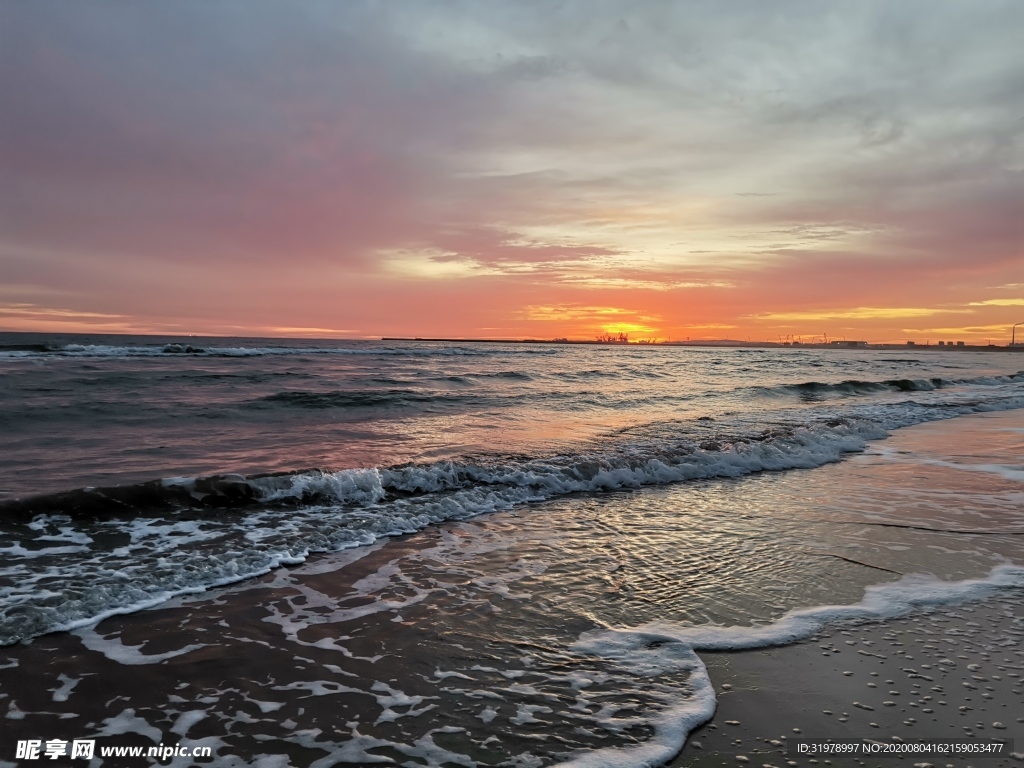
[2,1,1023,343]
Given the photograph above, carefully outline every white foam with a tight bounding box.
[433,668,474,681]
[270,680,364,698]
[873,447,1024,483]
[93,708,162,744]
[171,709,207,736]
[510,703,553,726]
[260,577,432,661]
[370,681,438,725]
[558,565,1024,767]
[264,724,477,767]
[254,468,386,506]
[74,626,207,665]
[1,548,317,646]
[248,699,285,714]
[37,528,93,545]
[0,543,89,559]
[49,673,82,702]
[323,663,359,678]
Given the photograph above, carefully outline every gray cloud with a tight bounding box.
[1,0,1022,321]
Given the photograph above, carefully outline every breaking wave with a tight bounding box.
[0,364,1022,645]
[757,371,1024,399]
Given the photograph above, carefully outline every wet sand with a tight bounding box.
[3,562,1021,767]
[673,596,1024,768]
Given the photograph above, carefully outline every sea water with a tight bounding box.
[0,334,1022,766]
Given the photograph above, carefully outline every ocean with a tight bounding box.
[1,334,1023,767]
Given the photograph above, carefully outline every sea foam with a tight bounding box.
[560,565,1024,767]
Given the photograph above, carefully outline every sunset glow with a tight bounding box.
[2,2,1022,343]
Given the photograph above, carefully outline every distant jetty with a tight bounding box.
[382,337,1024,352]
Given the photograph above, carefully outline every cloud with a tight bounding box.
[381,249,506,280]
[900,324,1018,337]
[749,306,972,321]
[0,303,125,320]
[1,3,510,271]
[0,303,147,333]
[2,2,1022,337]
[557,277,735,291]
[269,326,360,336]
[968,298,1024,307]
[523,304,658,322]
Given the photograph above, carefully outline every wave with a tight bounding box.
[0,474,264,519]
[552,369,621,380]
[253,389,479,410]
[0,343,61,354]
[0,343,501,359]
[564,564,1024,768]
[0,422,872,521]
[444,371,534,383]
[794,377,946,393]
[471,370,534,380]
[0,342,565,360]
[6,382,1024,522]
[0,417,891,645]
[759,371,1024,399]
[2,379,1022,646]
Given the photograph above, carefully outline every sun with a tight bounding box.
[599,321,657,338]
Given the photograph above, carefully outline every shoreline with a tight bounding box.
[671,594,1024,767]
